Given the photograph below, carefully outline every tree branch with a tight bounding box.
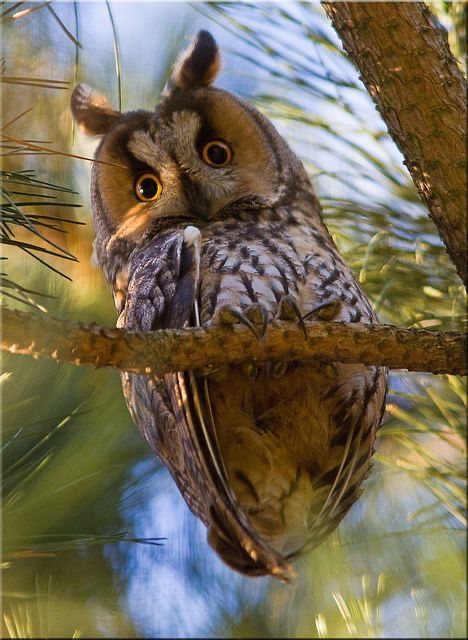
[1,308,465,376]
[322,1,467,286]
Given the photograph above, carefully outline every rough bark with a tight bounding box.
[2,309,465,376]
[322,1,467,286]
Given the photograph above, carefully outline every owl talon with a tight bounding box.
[244,303,269,337]
[212,304,260,339]
[265,361,288,379]
[303,298,342,322]
[198,364,223,377]
[277,295,307,339]
[241,362,258,379]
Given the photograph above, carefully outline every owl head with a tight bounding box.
[71,30,307,282]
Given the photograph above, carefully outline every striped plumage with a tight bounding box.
[71,30,387,580]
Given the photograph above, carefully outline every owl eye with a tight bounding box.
[135,173,163,202]
[201,140,232,167]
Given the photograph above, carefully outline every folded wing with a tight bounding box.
[120,228,295,581]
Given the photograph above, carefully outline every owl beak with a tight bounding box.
[180,174,213,221]
[188,199,212,222]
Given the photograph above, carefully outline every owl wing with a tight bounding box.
[121,228,294,581]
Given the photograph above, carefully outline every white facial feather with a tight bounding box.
[127,129,169,169]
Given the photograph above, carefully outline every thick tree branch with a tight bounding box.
[323,1,467,286]
[1,309,465,376]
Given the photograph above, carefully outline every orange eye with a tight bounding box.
[201,140,232,167]
[135,173,163,202]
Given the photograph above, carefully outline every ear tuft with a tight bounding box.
[71,84,120,136]
[168,30,221,92]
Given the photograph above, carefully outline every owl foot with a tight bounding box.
[264,361,288,379]
[244,303,269,337]
[241,360,288,380]
[303,298,342,322]
[241,362,258,379]
[212,304,261,339]
[277,295,307,339]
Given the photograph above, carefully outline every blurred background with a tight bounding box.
[1,1,466,637]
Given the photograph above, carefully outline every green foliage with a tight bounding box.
[1,164,81,300]
[1,2,466,638]
[1,2,84,307]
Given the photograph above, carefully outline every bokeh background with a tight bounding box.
[1,1,466,637]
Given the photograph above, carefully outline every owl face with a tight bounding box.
[71,31,302,268]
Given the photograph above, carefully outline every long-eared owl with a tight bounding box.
[71,31,387,581]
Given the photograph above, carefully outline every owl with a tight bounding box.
[71,31,387,581]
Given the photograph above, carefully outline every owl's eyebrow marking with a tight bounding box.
[125,153,157,178]
[126,130,164,172]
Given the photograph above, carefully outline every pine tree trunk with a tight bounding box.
[322,1,467,286]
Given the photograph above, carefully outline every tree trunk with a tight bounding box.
[322,1,467,286]
[2,309,465,376]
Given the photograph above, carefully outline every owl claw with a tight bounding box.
[277,295,307,339]
[244,303,269,337]
[241,362,258,379]
[212,304,260,339]
[265,361,288,379]
[303,298,342,322]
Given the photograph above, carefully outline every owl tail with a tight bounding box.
[170,368,296,583]
[182,228,295,581]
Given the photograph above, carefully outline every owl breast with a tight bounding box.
[200,221,306,322]
[200,214,374,324]
[195,215,385,557]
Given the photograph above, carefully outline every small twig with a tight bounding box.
[0,2,50,22]
[0,132,127,169]
[46,4,82,48]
